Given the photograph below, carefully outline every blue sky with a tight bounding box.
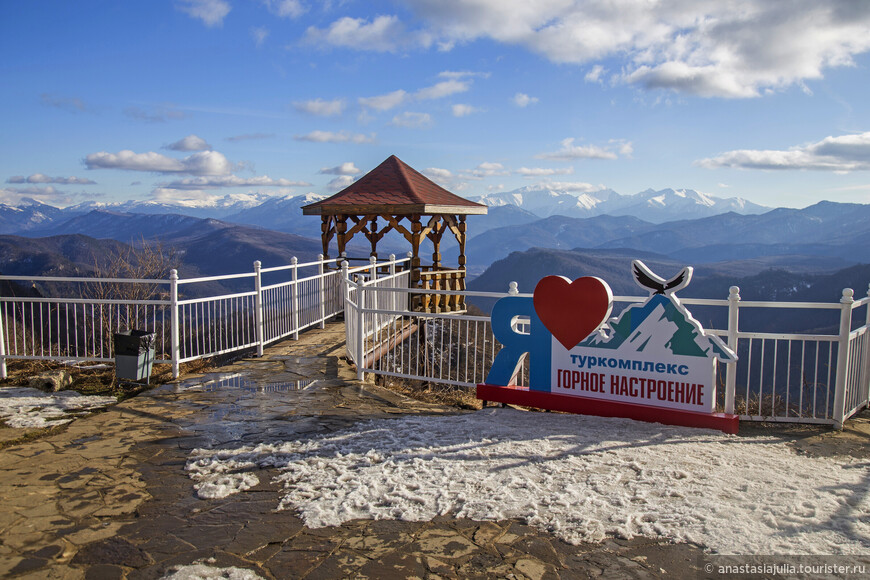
[3,0,870,209]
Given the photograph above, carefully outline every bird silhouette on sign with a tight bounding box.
[631,260,693,295]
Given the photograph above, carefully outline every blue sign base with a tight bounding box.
[477,384,739,434]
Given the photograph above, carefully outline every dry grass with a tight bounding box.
[0,357,217,400]
[378,376,484,410]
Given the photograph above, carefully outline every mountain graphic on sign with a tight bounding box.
[579,261,737,362]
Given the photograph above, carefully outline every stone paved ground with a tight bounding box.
[1,321,867,579]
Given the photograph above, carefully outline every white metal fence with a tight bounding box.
[349,281,870,429]
[3,253,868,428]
[0,255,369,378]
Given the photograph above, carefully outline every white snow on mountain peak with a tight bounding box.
[470,186,766,223]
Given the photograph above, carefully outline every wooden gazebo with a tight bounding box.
[302,155,487,312]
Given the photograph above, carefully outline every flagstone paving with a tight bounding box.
[1,321,866,579]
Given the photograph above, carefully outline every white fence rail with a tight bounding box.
[0,254,373,379]
[350,282,870,429]
[3,254,868,428]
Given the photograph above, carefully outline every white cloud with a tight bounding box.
[166,135,212,152]
[251,26,269,47]
[541,181,603,193]
[390,112,433,129]
[423,167,453,180]
[460,162,508,179]
[513,93,539,107]
[160,175,311,190]
[305,15,409,52]
[397,1,870,98]
[176,0,230,27]
[358,72,483,115]
[358,90,408,111]
[261,0,305,18]
[415,79,470,100]
[6,174,96,185]
[617,141,634,157]
[515,167,574,177]
[439,70,490,80]
[0,186,80,207]
[152,188,217,204]
[422,167,466,190]
[585,65,605,83]
[319,162,361,176]
[294,131,376,144]
[697,131,870,171]
[327,175,355,191]
[294,98,346,116]
[85,150,233,175]
[451,104,479,117]
[536,138,630,161]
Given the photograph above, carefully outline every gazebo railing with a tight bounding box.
[418,266,467,313]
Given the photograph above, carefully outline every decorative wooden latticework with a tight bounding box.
[302,156,487,312]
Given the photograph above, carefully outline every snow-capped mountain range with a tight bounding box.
[471,185,767,223]
[0,186,766,236]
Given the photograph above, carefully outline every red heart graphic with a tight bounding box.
[533,276,613,350]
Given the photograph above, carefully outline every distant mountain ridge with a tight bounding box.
[0,185,765,237]
[470,185,767,223]
[464,200,870,268]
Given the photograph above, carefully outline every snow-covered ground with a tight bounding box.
[0,387,116,428]
[185,408,870,555]
[161,562,265,580]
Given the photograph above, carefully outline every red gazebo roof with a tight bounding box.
[302,155,487,216]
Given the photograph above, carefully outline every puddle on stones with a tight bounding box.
[174,372,317,394]
[162,373,327,447]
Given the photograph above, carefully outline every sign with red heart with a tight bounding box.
[533,275,613,350]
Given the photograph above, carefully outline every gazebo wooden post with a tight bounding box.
[336,215,348,259]
[409,215,423,310]
[409,215,423,286]
[368,216,378,258]
[457,215,467,309]
[320,215,332,260]
[430,216,443,270]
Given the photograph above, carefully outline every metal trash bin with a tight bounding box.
[114,330,155,383]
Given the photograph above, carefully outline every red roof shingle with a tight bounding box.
[302,155,487,215]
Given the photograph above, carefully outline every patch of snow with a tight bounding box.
[186,449,260,498]
[0,387,116,428]
[161,562,265,580]
[185,409,870,555]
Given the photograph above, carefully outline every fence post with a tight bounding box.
[863,284,870,410]
[0,298,7,380]
[406,251,413,311]
[341,260,353,363]
[833,288,854,430]
[341,260,350,305]
[508,281,519,295]
[170,269,180,378]
[291,257,300,340]
[725,286,740,415]
[357,275,366,382]
[254,261,264,357]
[317,254,326,329]
[389,254,396,311]
[369,255,378,314]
